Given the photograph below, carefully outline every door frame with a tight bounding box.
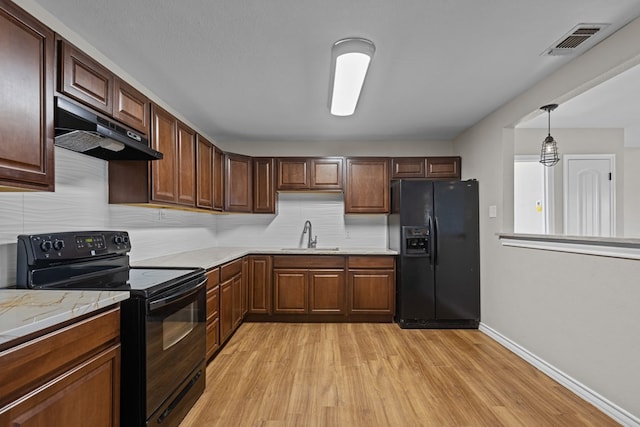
[514,155,555,234]
[563,154,616,237]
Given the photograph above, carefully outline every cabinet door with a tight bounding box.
[310,158,343,190]
[344,158,389,213]
[0,345,120,427]
[150,104,178,203]
[0,2,54,191]
[253,158,276,213]
[219,279,233,343]
[273,269,307,313]
[59,40,113,115]
[242,257,249,317]
[426,156,461,179]
[348,269,395,315]
[213,147,225,211]
[249,256,272,314]
[206,268,220,360]
[177,122,196,206]
[113,77,149,135]
[277,158,308,190]
[231,274,243,329]
[391,158,426,178]
[309,269,345,314]
[225,153,253,212]
[196,135,214,209]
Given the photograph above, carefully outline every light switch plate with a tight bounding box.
[489,205,497,218]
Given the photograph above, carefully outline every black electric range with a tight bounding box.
[16,230,207,427]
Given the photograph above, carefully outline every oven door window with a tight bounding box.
[163,300,196,350]
[146,283,205,418]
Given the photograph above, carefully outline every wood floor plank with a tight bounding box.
[180,323,618,427]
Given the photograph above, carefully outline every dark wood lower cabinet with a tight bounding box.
[0,307,121,426]
[206,268,220,361]
[309,270,345,314]
[247,255,394,322]
[219,278,234,344]
[218,259,245,347]
[248,256,272,314]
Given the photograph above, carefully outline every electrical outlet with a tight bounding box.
[158,209,167,220]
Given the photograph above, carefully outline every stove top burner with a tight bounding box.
[16,231,204,298]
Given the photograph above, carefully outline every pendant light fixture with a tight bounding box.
[329,38,375,116]
[539,103,560,167]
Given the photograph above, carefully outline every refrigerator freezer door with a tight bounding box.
[397,256,435,323]
[433,181,480,321]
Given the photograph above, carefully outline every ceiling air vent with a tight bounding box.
[543,23,610,56]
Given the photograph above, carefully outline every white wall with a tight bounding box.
[454,16,640,421]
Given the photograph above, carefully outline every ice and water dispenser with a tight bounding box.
[401,226,430,256]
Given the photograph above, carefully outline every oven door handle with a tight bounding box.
[148,277,207,311]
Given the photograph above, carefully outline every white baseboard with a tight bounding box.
[479,323,640,427]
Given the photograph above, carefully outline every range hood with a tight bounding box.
[54,97,163,161]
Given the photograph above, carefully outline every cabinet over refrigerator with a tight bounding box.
[389,179,480,328]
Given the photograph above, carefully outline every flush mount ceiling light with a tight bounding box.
[539,103,560,167]
[329,38,375,116]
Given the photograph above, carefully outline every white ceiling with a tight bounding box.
[30,0,640,142]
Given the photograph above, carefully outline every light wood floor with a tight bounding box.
[181,323,617,427]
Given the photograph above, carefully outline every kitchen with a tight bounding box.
[1,0,640,426]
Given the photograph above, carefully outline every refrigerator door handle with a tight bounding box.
[427,216,435,266]
[433,216,439,266]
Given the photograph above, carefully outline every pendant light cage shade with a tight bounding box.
[540,135,560,166]
[539,104,560,167]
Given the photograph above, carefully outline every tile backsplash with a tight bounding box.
[0,148,387,287]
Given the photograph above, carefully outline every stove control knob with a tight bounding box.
[53,240,65,251]
[122,235,130,244]
[114,235,123,244]
[40,240,53,252]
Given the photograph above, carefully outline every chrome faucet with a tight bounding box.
[302,220,317,248]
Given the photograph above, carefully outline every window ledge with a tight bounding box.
[498,233,640,260]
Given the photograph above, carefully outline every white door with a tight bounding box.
[514,156,554,234]
[564,155,615,237]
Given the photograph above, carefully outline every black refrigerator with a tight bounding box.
[388,179,480,329]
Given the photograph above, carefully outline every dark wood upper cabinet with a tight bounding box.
[277,158,308,190]
[176,122,196,206]
[196,135,214,210]
[344,158,389,214]
[391,156,461,180]
[277,157,343,191]
[426,156,461,179]
[59,40,113,115]
[253,157,275,213]
[225,153,253,212]
[113,77,150,134]
[149,104,195,207]
[391,157,426,178]
[0,0,55,191]
[213,146,225,210]
[310,157,343,190]
[58,39,150,135]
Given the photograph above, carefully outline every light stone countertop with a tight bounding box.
[133,247,398,270]
[1,247,395,348]
[0,290,129,347]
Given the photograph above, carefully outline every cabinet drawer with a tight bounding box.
[206,267,220,289]
[221,259,242,281]
[0,307,120,407]
[273,255,345,269]
[348,256,395,269]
